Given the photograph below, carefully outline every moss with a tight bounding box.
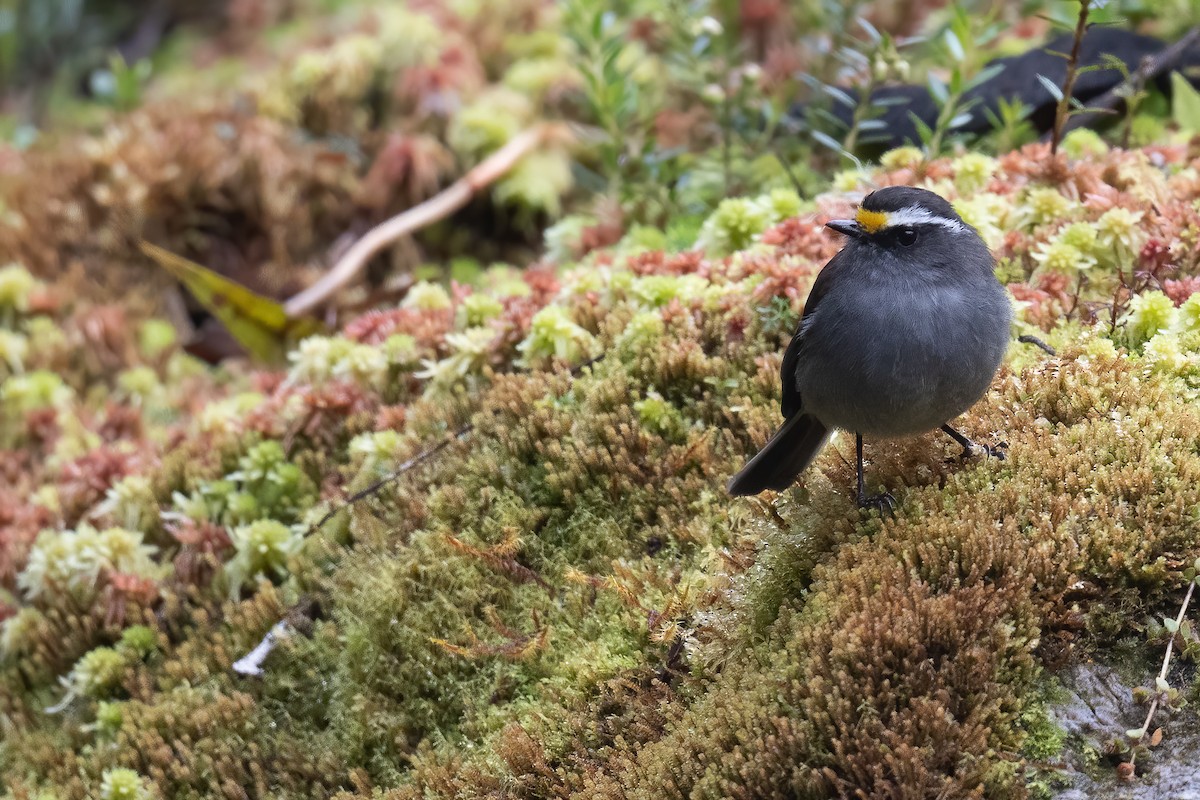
[5,51,1200,798]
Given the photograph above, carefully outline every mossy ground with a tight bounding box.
[4,4,1200,800]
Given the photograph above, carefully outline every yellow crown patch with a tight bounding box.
[855,208,888,233]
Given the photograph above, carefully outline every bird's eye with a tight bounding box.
[897,228,918,247]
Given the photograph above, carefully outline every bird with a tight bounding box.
[727,185,1012,510]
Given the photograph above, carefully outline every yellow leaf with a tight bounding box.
[139,241,326,365]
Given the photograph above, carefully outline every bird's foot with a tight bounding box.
[967,440,1007,460]
[946,440,1007,463]
[856,490,897,515]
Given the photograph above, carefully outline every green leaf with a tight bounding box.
[1037,73,1065,102]
[907,110,935,145]
[1171,71,1200,133]
[823,84,857,109]
[1126,727,1146,740]
[857,17,882,43]
[928,74,949,104]
[810,130,847,155]
[140,241,326,365]
[966,63,1005,91]
[943,28,964,62]
[1156,676,1171,692]
[1164,617,1180,634]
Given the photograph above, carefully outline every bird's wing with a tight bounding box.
[779,247,845,418]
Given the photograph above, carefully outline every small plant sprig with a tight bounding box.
[1038,0,1149,152]
[89,53,152,112]
[1104,52,1150,149]
[803,17,918,163]
[911,5,1004,159]
[1118,557,1200,780]
[1046,0,1093,154]
[981,96,1037,153]
[564,2,652,199]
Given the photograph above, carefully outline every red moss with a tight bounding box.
[57,447,143,525]
[760,215,840,262]
[1164,276,1200,305]
[1138,239,1177,286]
[0,493,56,588]
[102,572,161,628]
[356,134,454,213]
[342,307,454,347]
[98,404,144,443]
[170,519,233,587]
[627,250,705,277]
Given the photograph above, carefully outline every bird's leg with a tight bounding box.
[941,424,1007,460]
[855,433,896,513]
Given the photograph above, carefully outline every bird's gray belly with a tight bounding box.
[795,284,1009,437]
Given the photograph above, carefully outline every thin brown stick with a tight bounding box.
[306,425,471,534]
[284,123,571,317]
[306,353,606,535]
[1127,579,1195,773]
[1050,1,1090,155]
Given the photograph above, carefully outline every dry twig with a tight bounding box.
[284,123,572,317]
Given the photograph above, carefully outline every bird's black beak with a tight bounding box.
[825,219,864,238]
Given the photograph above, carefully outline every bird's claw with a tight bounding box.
[971,440,1007,460]
[857,491,897,515]
[948,440,1007,463]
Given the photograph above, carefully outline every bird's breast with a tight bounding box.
[795,278,1010,436]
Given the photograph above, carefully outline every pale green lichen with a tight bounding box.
[0,263,36,313]
[951,152,997,193]
[494,148,574,216]
[63,646,126,699]
[116,366,162,405]
[94,475,159,533]
[99,768,152,800]
[543,215,596,263]
[1,370,73,414]
[954,192,1010,250]
[0,607,44,657]
[119,625,158,658]
[1021,187,1076,229]
[447,88,531,159]
[401,281,453,312]
[18,525,158,600]
[695,197,774,256]
[1032,240,1094,274]
[1177,293,1200,334]
[170,440,313,528]
[458,293,504,328]
[1060,127,1107,159]
[1121,290,1177,348]
[0,329,28,375]
[225,519,302,593]
[288,335,389,391]
[516,306,596,366]
[879,145,924,171]
[630,274,708,307]
[137,318,177,360]
[415,326,496,393]
[1095,206,1145,262]
[348,429,406,477]
[93,700,125,737]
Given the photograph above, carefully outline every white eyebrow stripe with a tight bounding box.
[883,206,966,234]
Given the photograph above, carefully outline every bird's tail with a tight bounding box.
[727,414,831,496]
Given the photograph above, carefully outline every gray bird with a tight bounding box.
[727,186,1012,509]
